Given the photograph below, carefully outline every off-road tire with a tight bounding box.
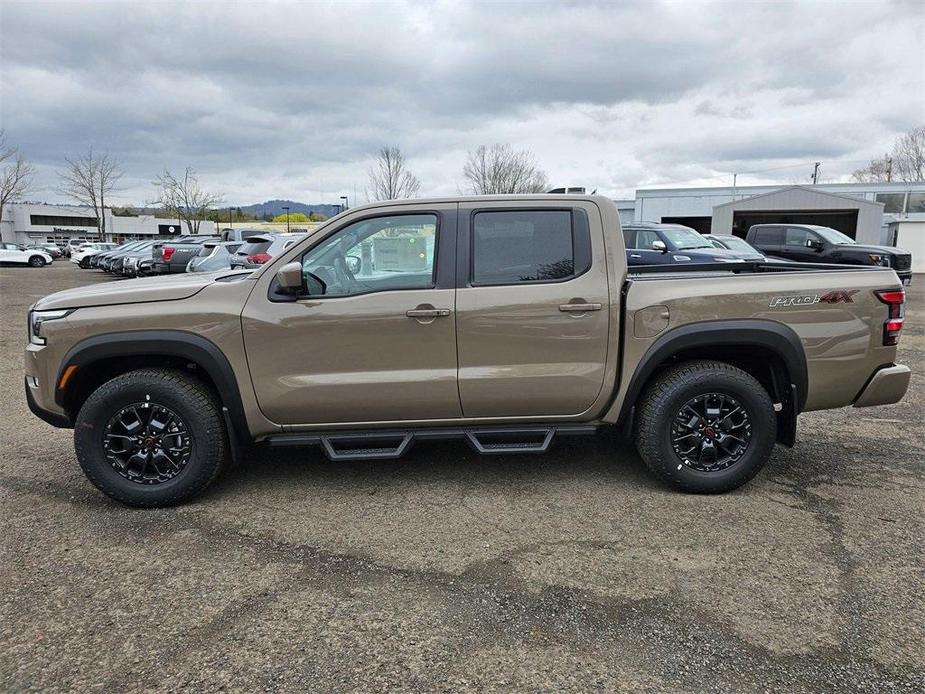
[74,369,227,507]
[29,255,46,267]
[635,360,776,493]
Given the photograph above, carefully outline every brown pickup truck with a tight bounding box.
[25,195,910,507]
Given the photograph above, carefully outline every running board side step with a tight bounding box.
[265,424,598,462]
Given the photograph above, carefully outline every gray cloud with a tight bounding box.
[1,0,922,204]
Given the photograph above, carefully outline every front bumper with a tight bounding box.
[853,364,911,407]
[24,376,71,428]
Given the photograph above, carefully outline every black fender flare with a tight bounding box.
[56,330,249,443]
[616,319,808,425]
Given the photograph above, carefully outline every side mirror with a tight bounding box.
[652,240,668,253]
[345,254,361,274]
[276,261,303,293]
[806,239,823,251]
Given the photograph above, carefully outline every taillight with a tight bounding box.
[162,247,175,261]
[247,252,271,264]
[874,288,905,346]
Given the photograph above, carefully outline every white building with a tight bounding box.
[0,203,215,245]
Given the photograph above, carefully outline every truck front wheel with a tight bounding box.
[74,369,227,507]
[635,360,776,493]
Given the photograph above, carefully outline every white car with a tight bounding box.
[0,243,53,267]
[71,243,118,266]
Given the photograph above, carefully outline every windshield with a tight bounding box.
[716,235,759,253]
[662,227,712,250]
[813,226,856,245]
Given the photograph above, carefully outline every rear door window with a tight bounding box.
[471,210,588,285]
[754,227,784,245]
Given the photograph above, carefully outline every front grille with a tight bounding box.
[892,255,911,271]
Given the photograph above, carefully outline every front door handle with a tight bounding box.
[630,254,641,259]
[559,303,603,313]
[406,308,451,318]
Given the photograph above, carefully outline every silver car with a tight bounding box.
[229,233,307,270]
[186,241,243,273]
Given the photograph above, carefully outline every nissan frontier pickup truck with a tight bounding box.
[25,195,911,506]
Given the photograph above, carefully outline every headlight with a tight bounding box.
[28,309,71,345]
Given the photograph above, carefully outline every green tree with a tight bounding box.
[272,211,310,223]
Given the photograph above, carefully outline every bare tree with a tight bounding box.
[367,146,421,201]
[57,149,123,237]
[892,126,925,182]
[851,154,892,183]
[851,126,925,183]
[462,143,548,195]
[153,167,223,234]
[0,130,36,239]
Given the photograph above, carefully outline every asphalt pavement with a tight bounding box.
[1,261,923,692]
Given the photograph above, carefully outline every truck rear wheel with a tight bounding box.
[635,360,776,493]
[74,369,227,507]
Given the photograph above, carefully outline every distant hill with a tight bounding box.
[236,200,343,220]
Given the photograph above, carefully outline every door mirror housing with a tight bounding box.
[276,261,303,293]
[652,240,668,253]
[806,238,824,251]
[345,254,361,274]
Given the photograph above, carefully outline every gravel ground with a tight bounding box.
[1,262,923,692]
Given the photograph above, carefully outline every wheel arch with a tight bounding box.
[614,320,807,445]
[56,331,250,444]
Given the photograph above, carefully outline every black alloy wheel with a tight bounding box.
[103,402,193,485]
[670,392,751,472]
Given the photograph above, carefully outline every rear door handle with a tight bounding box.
[406,308,451,318]
[630,254,641,259]
[559,303,602,312]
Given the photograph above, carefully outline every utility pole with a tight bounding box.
[282,205,290,233]
[811,162,821,185]
[731,173,737,202]
[886,157,893,182]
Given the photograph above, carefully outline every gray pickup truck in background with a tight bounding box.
[25,195,910,507]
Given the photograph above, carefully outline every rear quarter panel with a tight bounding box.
[609,268,902,415]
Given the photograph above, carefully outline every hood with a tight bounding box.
[33,270,253,310]
[837,244,909,255]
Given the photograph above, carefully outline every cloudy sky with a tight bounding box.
[1,0,922,206]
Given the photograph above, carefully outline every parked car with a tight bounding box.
[24,195,910,507]
[220,227,270,243]
[230,233,307,269]
[745,224,913,284]
[114,242,156,277]
[186,241,243,273]
[99,241,153,273]
[0,243,53,267]
[30,244,64,259]
[91,241,147,270]
[702,234,772,261]
[72,243,118,267]
[62,239,90,258]
[622,223,755,266]
[150,236,220,274]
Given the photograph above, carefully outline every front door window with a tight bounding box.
[302,214,438,297]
